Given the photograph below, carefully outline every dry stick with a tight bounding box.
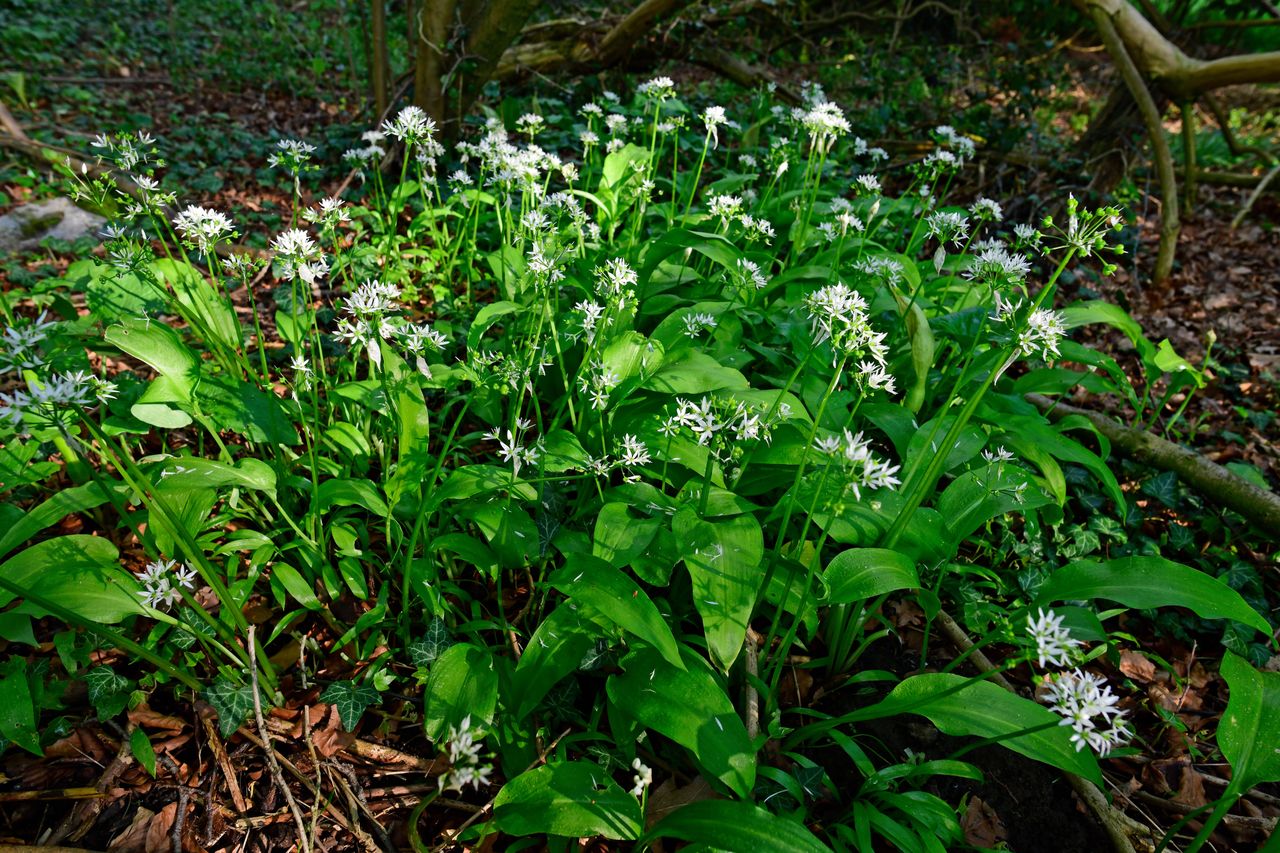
[1090,3,1181,286]
[157,753,191,853]
[1130,790,1278,833]
[46,729,135,845]
[1230,161,1280,228]
[249,626,311,853]
[936,609,1155,853]
[744,630,761,740]
[200,713,250,813]
[234,726,381,853]
[1026,394,1280,537]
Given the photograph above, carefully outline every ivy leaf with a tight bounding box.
[85,667,133,720]
[204,679,256,738]
[320,682,380,731]
[408,618,454,668]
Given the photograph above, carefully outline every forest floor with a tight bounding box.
[1,6,1278,851]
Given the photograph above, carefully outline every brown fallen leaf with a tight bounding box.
[144,801,178,853]
[645,775,719,830]
[107,805,155,853]
[1173,764,1208,809]
[129,706,187,733]
[1120,650,1157,683]
[962,796,1007,848]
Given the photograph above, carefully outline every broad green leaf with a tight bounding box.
[269,563,321,611]
[319,682,380,731]
[607,647,755,797]
[154,258,241,352]
[381,342,433,509]
[1218,653,1280,798]
[673,507,764,671]
[892,285,935,414]
[0,536,143,624]
[593,503,662,569]
[467,300,523,351]
[551,556,683,671]
[639,228,743,286]
[0,482,117,559]
[999,415,1124,512]
[196,377,299,445]
[824,548,919,604]
[937,464,1051,551]
[492,762,642,840]
[512,603,598,719]
[853,673,1102,785]
[1039,556,1269,634]
[104,317,198,395]
[408,619,454,667]
[423,643,499,741]
[427,465,537,508]
[644,350,749,394]
[644,800,830,853]
[148,457,276,492]
[205,679,256,739]
[316,479,388,516]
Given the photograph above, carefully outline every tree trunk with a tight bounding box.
[371,0,389,118]
[414,0,457,122]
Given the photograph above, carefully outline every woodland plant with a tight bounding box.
[0,79,1276,852]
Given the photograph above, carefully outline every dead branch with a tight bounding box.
[1089,3,1180,285]
[1027,394,1280,537]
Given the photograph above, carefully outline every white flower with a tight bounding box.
[382,105,437,144]
[971,196,1003,222]
[619,434,651,468]
[1040,670,1130,757]
[708,194,742,222]
[682,312,718,338]
[303,197,350,229]
[516,112,544,136]
[580,102,603,117]
[982,445,1015,464]
[630,757,653,797]
[804,283,888,366]
[267,138,316,172]
[813,429,901,501]
[964,244,1031,287]
[440,715,494,792]
[1027,608,1080,668]
[0,312,58,374]
[800,102,850,152]
[271,228,328,284]
[637,76,675,99]
[926,211,970,246]
[173,206,235,254]
[136,558,195,610]
[1017,308,1067,361]
[703,105,727,146]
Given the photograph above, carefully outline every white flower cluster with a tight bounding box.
[332,279,448,374]
[584,434,652,483]
[803,283,889,368]
[486,418,542,478]
[812,429,901,501]
[682,312,718,339]
[0,370,116,431]
[630,757,653,797]
[137,557,197,611]
[90,131,159,173]
[1,312,57,374]
[637,76,676,100]
[1027,609,1131,757]
[270,228,329,285]
[964,243,1031,288]
[173,205,235,254]
[267,138,316,174]
[926,210,970,247]
[440,715,494,792]
[594,258,638,312]
[660,395,787,454]
[382,105,438,146]
[302,197,350,230]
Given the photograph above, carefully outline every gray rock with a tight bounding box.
[0,197,106,253]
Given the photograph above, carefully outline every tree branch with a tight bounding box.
[1027,394,1280,537]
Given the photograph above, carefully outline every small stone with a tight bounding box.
[0,197,106,252]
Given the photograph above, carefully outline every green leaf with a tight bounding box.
[148,457,276,492]
[936,464,1051,552]
[196,376,299,445]
[1218,653,1280,798]
[593,503,661,569]
[892,285,935,414]
[468,300,523,351]
[0,482,117,559]
[423,643,498,741]
[673,507,764,671]
[1039,556,1270,634]
[269,563,321,611]
[0,536,143,624]
[853,673,1102,786]
[551,556,683,671]
[408,618,455,668]
[319,682,380,731]
[643,800,830,853]
[492,762,642,840]
[607,647,755,797]
[130,728,157,777]
[104,317,198,396]
[824,548,919,604]
[643,350,749,394]
[0,665,40,755]
[204,679,256,739]
[512,603,597,719]
[85,666,133,720]
[316,478,388,516]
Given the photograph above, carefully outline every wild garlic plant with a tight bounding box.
[3,78,1268,852]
